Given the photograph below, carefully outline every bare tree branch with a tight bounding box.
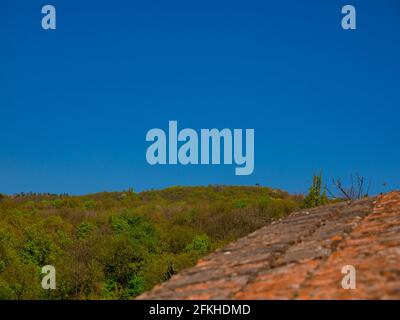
[330,173,371,201]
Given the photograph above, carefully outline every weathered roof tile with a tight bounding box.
[138,192,400,300]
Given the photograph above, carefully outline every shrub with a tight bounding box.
[76,222,96,239]
[185,235,210,254]
[303,172,328,208]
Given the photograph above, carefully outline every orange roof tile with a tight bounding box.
[138,192,400,300]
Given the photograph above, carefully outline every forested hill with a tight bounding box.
[0,186,303,299]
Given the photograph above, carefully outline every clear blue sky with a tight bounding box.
[0,0,399,195]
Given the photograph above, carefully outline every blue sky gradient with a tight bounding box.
[0,0,399,195]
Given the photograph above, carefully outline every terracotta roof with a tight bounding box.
[138,191,400,300]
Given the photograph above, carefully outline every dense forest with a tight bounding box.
[0,186,303,299]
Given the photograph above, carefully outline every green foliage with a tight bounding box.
[234,199,248,209]
[83,200,96,210]
[185,235,210,254]
[123,276,145,299]
[0,186,302,299]
[51,199,64,209]
[101,278,120,299]
[21,239,50,265]
[76,222,96,239]
[303,172,328,208]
